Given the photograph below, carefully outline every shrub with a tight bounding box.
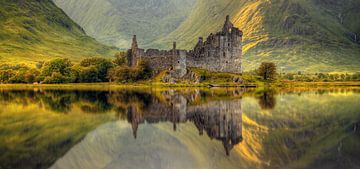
[108,60,152,83]
[0,70,15,83]
[40,58,76,83]
[135,60,152,80]
[113,52,128,66]
[108,66,132,83]
[43,72,70,84]
[0,65,40,84]
[79,58,113,82]
[73,65,101,83]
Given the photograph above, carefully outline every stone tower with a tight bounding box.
[219,15,242,73]
[171,42,187,78]
[222,15,234,33]
[128,35,138,67]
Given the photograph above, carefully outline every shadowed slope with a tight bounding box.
[53,0,195,49]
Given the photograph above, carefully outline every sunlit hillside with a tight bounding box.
[154,0,360,72]
[0,0,117,66]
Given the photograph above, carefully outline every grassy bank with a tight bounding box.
[1,81,360,90]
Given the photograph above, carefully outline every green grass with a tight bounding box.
[0,0,118,66]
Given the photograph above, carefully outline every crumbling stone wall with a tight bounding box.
[127,15,243,77]
[187,15,242,73]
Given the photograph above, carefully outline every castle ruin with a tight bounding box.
[127,15,243,77]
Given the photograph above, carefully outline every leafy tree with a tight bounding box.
[43,72,68,84]
[80,58,113,82]
[108,60,152,83]
[113,52,128,66]
[135,60,152,80]
[257,62,277,81]
[73,65,101,83]
[257,90,276,110]
[0,70,15,83]
[108,66,131,83]
[36,61,45,69]
[40,58,75,83]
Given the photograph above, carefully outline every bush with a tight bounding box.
[42,72,69,84]
[0,70,15,83]
[40,58,76,83]
[73,65,101,83]
[0,65,40,84]
[108,60,152,83]
[108,66,131,83]
[79,58,114,82]
[113,52,128,66]
[135,60,152,80]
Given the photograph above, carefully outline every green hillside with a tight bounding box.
[154,0,360,72]
[0,0,117,66]
[53,0,195,49]
[53,0,360,72]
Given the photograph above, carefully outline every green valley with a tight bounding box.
[53,0,195,49]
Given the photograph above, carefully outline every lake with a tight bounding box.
[0,87,359,169]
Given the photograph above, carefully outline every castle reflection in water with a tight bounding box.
[0,88,258,155]
[123,90,243,155]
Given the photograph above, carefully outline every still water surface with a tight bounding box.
[0,87,359,169]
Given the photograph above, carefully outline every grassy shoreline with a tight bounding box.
[0,81,359,90]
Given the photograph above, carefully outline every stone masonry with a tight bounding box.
[127,15,243,77]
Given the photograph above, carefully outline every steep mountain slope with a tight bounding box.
[53,0,195,49]
[53,0,360,72]
[0,0,117,65]
[155,0,360,72]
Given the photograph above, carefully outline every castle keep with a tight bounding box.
[127,15,243,77]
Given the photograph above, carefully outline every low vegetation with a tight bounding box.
[1,59,359,85]
[0,52,151,84]
[280,72,360,82]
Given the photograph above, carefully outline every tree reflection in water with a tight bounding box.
[257,90,277,110]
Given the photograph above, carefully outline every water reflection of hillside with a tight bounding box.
[1,88,360,169]
[0,89,246,155]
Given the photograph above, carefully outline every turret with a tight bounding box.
[173,42,177,51]
[131,35,138,50]
[128,35,139,67]
[222,15,234,34]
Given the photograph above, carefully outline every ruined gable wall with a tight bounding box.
[136,48,175,71]
[187,30,242,73]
